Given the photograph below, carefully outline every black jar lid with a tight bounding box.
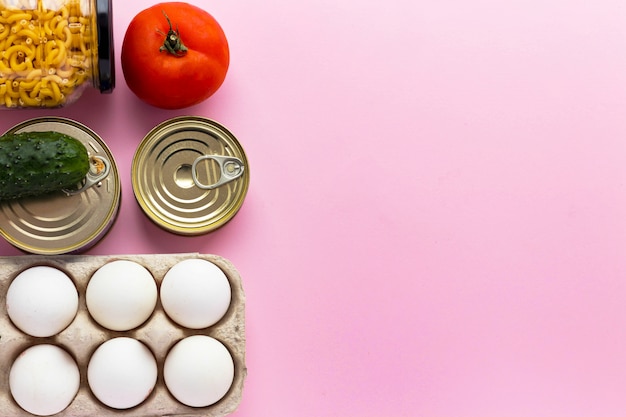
[96,0,115,93]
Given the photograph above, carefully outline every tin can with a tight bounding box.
[132,116,249,235]
[0,117,120,254]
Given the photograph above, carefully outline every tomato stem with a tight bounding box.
[157,11,188,57]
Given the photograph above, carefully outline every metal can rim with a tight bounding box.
[132,116,250,235]
[0,117,121,255]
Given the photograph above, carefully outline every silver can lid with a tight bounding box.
[0,117,121,255]
[132,117,249,235]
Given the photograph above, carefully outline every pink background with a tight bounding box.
[2,0,626,415]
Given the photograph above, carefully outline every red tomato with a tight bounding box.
[121,2,229,109]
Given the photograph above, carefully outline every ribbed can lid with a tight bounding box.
[131,117,249,235]
[0,117,121,254]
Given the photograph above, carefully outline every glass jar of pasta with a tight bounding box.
[0,0,113,108]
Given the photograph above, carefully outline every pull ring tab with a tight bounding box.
[192,155,245,190]
[63,156,111,196]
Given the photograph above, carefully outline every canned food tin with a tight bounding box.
[0,117,120,254]
[132,116,249,235]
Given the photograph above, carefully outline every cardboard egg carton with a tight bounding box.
[0,253,246,417]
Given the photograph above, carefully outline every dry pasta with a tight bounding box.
[0,0,95,107]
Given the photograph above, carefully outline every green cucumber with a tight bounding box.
[0,131,90,200]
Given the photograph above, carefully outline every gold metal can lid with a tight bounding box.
[0,117,121,255]
[132,117,250,235]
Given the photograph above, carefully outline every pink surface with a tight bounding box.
[2,0,626,415]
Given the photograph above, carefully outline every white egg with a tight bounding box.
[160,259,231,329]
[10,344,80,416]
[164,335,235,407]
[87,337,157,409]
[86,260,157,331]
[6,266,78,337]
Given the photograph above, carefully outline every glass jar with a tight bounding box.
[0,0,113,108]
